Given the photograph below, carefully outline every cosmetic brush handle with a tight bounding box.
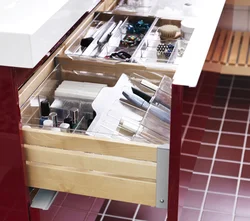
[98,23,117,44]
[149,105,171,124]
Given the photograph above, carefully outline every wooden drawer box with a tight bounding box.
[20,60,172,208]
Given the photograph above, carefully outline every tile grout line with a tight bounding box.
[100,199,111,221]
[181,74,204,144]
[132,204,140,221]
[231,103,250,220]
[197,76,235,221]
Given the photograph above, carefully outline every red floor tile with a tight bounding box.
[185,93,197,103]
[62,194,95,211]
[213,98,227,107]
[241,164,250,179]
[239,180,250,197]
[183,190,205,208]
[179,208,200,221]
[231,89,250,100]
[189,174,208,190]
[210,108,224,119]
[136,205,167,221]
[246,137,250,148]
[236,197,250,217]
[40,206,60,221]
[216,147,242,162]
[225,109,249,121]
[218,77,232,87]
[208,177,237,194]
[206,119,221,131]
[180,171,193,187]
[197,94,215,105]
[212,161,240,177]
[183,103,194,114]
[185,128,205,141]
[219,133,244,147]
[193,105,211,117]
[102,216,128,221]
[222,121,246,134]
[200,85,217,95]
[183,114,190,126]
[198,145,215,158]
[201,211,232,221]
[182,141,201,156]
[180,155,197,171]
[202,131,219,144]
[52,192,67,206]
[190,116,208,128]
[179,187,188,207]
[216,87,230,97]
[106,201,137,218]
[204,193,235,213]
[233,78,250,88]
[91,199,107,213]
[85,214,102,221]
[194,159,212,173]
[228,98,250,110]
[53,207,87,221]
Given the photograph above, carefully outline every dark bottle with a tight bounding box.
[39,100,50,126]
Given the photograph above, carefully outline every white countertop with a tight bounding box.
[173,0,226,87]
[0,0,100,68]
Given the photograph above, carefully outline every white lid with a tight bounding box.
[59,123,70,129]
[43,120,53,127]
[120,118,140,134]
[181,18,197,33]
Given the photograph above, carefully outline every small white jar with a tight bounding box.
[181,18,197,41]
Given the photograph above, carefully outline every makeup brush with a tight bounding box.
[158,25,181,40]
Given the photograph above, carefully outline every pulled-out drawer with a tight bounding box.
[20,60,174,209]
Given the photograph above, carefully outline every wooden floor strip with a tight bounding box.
[212,29,227,63]
[206,30,220,62]
[238,32,250,66]
[228,31,242,65]
[221,30,233,64]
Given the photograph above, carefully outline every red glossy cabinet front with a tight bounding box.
[0,67,30,221]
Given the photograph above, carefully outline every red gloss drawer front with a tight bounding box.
[0,67,29,221]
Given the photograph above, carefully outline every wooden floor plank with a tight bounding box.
[228,31,242,65]
[238,32,250,66]
[206,30,220,62]
[221,30,233,64]
[212,29,227,62]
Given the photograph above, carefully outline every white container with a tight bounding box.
[181,18,197,41]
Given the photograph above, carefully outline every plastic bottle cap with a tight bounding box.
[181,18,197,34]
[43,119,53,127]
[22,125,31,129]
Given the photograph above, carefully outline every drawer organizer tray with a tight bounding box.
[21,61,172,208]
[64,12,184,70]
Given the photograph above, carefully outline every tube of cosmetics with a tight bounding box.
[49,112,58,127]
[39,100,50,125]
[70,107,79,129]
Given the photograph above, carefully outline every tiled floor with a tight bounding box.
[180,73,250,221]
